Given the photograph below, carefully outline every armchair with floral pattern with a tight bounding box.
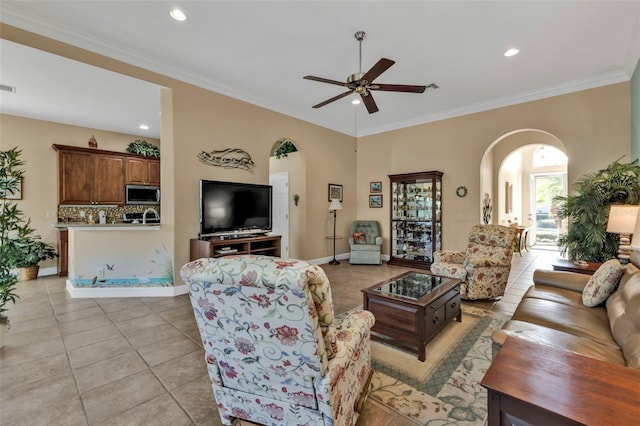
[430,224,517,300]
[180,255,375,426]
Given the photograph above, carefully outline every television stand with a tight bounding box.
[190,234,281,260]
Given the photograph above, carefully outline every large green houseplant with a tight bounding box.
[1,147,57,280]
[554,159,640,262]
[1,148,24,345]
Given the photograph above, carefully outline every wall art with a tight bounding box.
[198,148,255,173]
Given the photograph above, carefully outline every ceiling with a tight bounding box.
[1,1,639,139]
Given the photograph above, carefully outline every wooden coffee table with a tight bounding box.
[362,271,461,361]
[552,258,602,275]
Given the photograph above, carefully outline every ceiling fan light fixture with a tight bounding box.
[170,8,187,21]
[504,48,520,57]
[352,98,361,105]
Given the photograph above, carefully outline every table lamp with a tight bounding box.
[607,204,639,264]
[328,198,342,265]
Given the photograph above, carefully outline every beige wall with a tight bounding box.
[1,24,632,269]
[0,24,357,279]
[0,114,161,269]
[358,83,631,251]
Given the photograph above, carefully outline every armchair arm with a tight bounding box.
[433,250,465,264]
[533,269,590,293]
[466,257,512,268]
[316,310,375,420]
[375,236,383,246]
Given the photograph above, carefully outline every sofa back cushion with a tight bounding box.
[582,259,623,307]
[606,262,640,369]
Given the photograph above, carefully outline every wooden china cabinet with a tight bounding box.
[388,171,443,270]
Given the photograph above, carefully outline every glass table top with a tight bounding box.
[373,272,454,301]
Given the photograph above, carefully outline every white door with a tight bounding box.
[269,172,289,258]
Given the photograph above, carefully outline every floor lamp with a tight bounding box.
[607,204,639,264]
[329,198,342,265]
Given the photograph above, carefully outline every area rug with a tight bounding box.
[367,305,510,425]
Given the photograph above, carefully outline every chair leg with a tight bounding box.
[354,368,374,414]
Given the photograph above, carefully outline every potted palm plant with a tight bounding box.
[554,158,640,262]
[1,148,57,282]
[1,147,24,346]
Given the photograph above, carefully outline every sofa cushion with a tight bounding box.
[497,320,627,365]
[511,297,618,347]
[607,268,640,369]
[524,285,607,316]
[582,259,623,307]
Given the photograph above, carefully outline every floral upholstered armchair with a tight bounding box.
[180,255,375,426]
[430,224,517,300]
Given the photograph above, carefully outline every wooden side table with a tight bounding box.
[481,337,640,425]
[552,258,601,275]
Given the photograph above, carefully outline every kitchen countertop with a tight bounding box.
[53,223,160,230]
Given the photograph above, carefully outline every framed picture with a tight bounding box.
[370,181,382,193]
[1,176,22,200]
[328,183,343,202]
[369,194,383,208]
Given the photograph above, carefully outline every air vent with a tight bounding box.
[0,84,17,93]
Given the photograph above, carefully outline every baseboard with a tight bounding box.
[308,253,350,265]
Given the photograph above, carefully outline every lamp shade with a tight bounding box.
[629,205,640,251]
[329,198,342,211]
[607,205,639,234]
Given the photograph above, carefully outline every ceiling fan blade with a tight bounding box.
[312,90,354,109]
[370,83,427,93]
[303,75,348,87]
[361,58,395,83]
[361,92,379,114]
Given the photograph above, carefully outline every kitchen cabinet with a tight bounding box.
[57,148,125,205]
[53,144,160,206]
[58,229,68,277]
[388,170,443,270]
[126,157,160,186]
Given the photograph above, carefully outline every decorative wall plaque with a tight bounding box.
[197,148,255,173]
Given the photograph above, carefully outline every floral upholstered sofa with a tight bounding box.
[180,255,375,426]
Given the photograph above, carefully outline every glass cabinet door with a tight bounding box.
[389,171,443,270]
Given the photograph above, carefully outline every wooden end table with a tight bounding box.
[362,271,461,361]
[551,258,601,275]
[481,337,640,425]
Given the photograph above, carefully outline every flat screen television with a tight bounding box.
[199,180,273,238]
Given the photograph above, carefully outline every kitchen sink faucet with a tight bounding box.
[142,208,159,224]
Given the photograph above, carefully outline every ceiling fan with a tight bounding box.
[303,31,438,114]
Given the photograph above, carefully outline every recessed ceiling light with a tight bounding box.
[504,48,520,57]
[352,98,361,105]
[170,8,187,21]
[139,124,149,130]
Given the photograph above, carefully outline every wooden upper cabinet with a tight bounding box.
[59,150,94,204]
[94,154,125,204]
[54,144,144,205]
[126,157,160,186]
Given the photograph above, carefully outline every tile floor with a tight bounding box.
[0,248,560,425]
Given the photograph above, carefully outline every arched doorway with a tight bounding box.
[269,138,305,259]
[480,129,567,249]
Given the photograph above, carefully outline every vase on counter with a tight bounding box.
[88,135,98,148]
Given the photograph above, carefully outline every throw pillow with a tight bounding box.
[353,232,366,244]
[582,259,623,307]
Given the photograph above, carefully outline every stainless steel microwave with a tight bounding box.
[125,185,160,205]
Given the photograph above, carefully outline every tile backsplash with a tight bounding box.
[58,205,160,224]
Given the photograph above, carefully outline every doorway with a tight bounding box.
[531,173,566,247]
